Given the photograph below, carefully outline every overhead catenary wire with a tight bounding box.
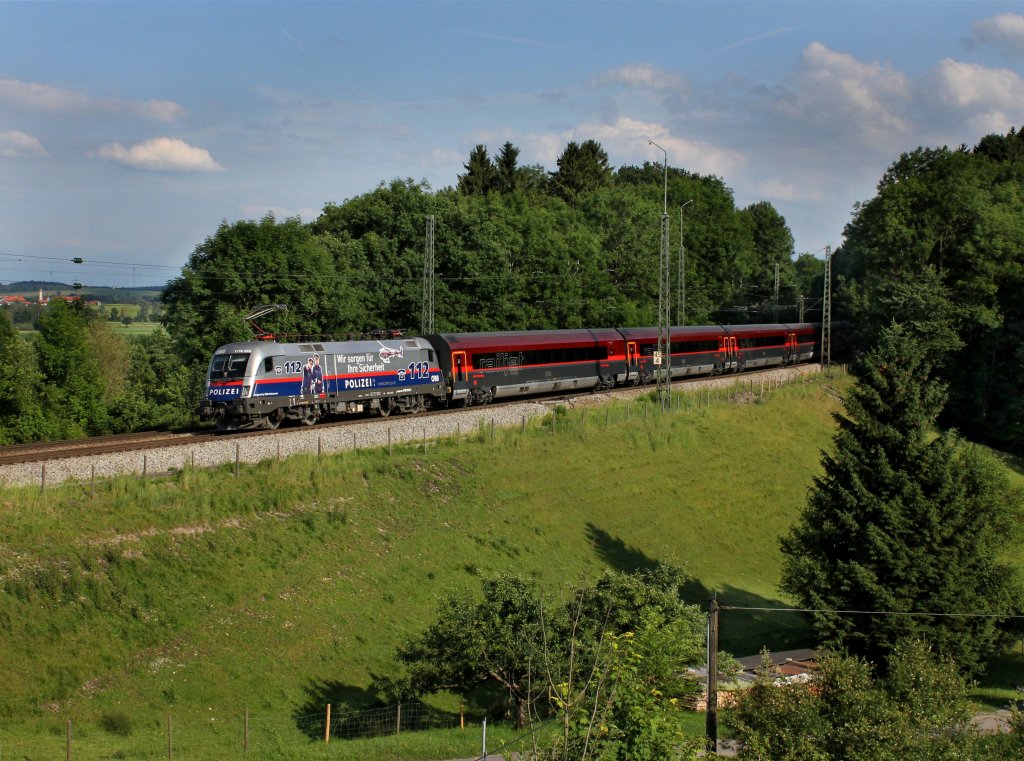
[720,604,1024,619]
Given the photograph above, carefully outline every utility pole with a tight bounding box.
[798,294,805,323]
[821,245,832,371]
[706,597,719,754]
[677,200,693,325]
[422,215,435,334]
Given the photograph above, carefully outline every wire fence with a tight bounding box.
[0,702,500,760]
[295,700,460,741]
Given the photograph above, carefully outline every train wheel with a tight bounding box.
[378,398,393,417]
[264,409,283,430]
[300,407,317,426]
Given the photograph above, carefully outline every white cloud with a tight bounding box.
[931,58,1024,110]
[0,129,47,157]
[570,116,745,177]
[0,78,184,121]
[132,100,186,122]
[752,177,823,203]
[428,146,463,165]
[513,133,565,167]
[970,13,1024,54]
[781,42,911,144]
[967,110,1015,136]
[92,138,224,172]
[591,64,686,92]
[240,203,317,221]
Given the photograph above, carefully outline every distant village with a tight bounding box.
[0,290,103,307]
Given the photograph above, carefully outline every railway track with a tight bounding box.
[0,431,209,466]
[0,364,828,468]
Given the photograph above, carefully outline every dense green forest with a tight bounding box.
[837,128,1024,452]
[160,141,810,368]
[1,132,1022,451]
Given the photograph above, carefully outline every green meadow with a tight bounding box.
[1,374,1021,760]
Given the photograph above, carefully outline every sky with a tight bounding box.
[3,1,1024,289]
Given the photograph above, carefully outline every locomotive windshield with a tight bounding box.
[210,353,251,380]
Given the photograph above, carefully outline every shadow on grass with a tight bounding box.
[682,579,813,657]
[293,678,497,741]
[974,649,1024,709]
[992,450,1024,477]
[293,679,382,740]
[585,522,658,573]
[585,522,812,657]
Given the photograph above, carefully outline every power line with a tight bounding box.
[0,251,181,270]
[721,604,1023,620]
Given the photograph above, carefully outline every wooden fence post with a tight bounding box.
[324,704,331,744]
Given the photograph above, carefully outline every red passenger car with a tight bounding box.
[425,329,626,406]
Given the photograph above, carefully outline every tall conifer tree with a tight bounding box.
[780,324,1023,674]
[457,144,497,195]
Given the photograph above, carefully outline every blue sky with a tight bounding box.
[3,1,1024,288]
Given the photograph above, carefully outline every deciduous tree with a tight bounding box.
[34,299,107,436]
[396,574,543,728]
[731,640,981,760]
[161,214,350,367]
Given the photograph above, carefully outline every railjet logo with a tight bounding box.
[378,344,404,363]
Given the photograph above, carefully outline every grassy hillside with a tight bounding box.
[0,375,1020,759]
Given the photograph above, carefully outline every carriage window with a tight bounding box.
[471,346,608,368]
[739,335,784,349]
[670,340,719,354]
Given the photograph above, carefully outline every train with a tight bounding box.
[198,323,821,431]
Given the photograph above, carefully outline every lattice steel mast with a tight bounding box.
[677,199,693,325]
[422,215,435,334]
[650,140,672,411]
[821,244,832,370]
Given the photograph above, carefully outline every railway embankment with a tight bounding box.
[0,364,825,489]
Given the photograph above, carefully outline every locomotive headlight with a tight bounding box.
[242,385,251,397]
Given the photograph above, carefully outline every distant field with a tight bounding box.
[109,320,162,336]
[0,375,1020,759]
